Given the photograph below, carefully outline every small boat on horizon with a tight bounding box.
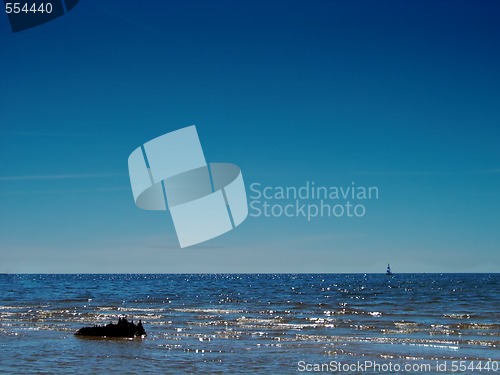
[386,263,394,276]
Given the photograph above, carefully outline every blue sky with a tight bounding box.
[0,0,499,273]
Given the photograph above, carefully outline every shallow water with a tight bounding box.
[0,274,498,374]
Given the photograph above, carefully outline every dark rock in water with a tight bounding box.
[75,317,146,338]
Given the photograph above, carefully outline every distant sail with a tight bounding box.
[386,263,393,276]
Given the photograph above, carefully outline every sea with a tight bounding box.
[0,274,498,374]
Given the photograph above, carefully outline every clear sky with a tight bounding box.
[1,0,499,273]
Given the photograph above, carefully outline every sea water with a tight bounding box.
[0,274,498,374]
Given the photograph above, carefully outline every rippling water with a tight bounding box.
[0,274,498,374]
